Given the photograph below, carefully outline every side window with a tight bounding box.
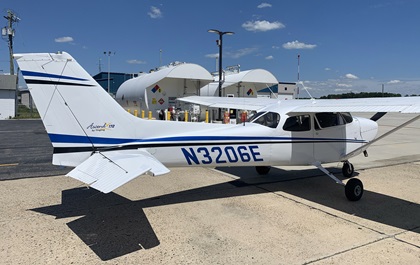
[315,112,345,130]
[283,115,311,131]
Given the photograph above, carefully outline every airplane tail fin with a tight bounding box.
[14,52,138,166]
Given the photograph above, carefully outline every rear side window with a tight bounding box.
[283,115,311,131]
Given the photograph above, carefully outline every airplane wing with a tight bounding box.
[66,150,170,193]
[287,97,420,114]
[177,95,280,111]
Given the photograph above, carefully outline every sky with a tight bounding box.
[1,0,420,97]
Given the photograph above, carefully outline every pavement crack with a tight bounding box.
[303,235,397,264]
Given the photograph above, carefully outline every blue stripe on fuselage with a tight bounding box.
[48,133,367,145]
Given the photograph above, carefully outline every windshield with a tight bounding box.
[249,111,280,128]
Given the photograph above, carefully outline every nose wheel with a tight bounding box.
[342,161,354,178]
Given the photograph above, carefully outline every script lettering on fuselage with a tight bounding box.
[181,145,263,165]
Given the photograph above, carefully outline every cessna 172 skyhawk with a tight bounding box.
[14,52,420,201]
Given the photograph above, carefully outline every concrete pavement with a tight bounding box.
[0,113,419,264]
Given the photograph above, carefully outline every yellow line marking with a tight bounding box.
[0,163,19,167]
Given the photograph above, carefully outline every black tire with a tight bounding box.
[255,166,271,175]
[345,178,363,201]
[342,162,354,178]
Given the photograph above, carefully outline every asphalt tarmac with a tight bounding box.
[0,120,69,180]
[0,115,419,264]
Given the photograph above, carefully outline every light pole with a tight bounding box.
[104,51,114,94]
[208,29,234,120]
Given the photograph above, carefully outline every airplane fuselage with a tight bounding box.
[52,110,378,169]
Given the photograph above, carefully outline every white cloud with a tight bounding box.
[227,47,258,59]
[282,40,316,49]
[55,36,73,43]
[345,73,359,79]
[205,53,219,59]
[257,3,272,8]
[272,45,280,49]
[388,79,401,84]
[334,88,353,92]
[206,48,258,61]
[336,83,352,88]
[148,6,162,18]
[265,55,274,60]
[127,59,146,64]
[301,78,420,98]
[242,20,285,32]
[324,67,331,71]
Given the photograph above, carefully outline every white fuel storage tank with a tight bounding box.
[116,62,213,119]
[200,69,279,98]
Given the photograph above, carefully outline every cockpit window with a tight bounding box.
[341,112,353,123]
[314,112,352,130]
[283,115,311,131]
[249,111,280,128]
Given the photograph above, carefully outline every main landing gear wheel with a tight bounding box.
[255,166,271,175]
[345,178,364,201]
[342,162,354,178]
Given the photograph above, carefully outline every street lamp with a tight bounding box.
[208,29,234,120]
[104,51,114,94]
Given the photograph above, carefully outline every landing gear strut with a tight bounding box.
[313,161,364,201]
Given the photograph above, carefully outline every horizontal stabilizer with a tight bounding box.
[66,150,170,193]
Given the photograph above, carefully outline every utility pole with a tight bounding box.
[2,10,20,117]
[3,10,20,75]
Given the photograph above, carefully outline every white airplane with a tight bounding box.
[14,52,420,201]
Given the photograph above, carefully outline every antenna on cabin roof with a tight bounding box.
[298,81,314,101]
[296,54,314,100]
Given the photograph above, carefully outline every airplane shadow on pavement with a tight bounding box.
[31,166,419,261]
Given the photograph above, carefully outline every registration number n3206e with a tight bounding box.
[181,145,263,165]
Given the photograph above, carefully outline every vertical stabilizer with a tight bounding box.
[14,52,138,166]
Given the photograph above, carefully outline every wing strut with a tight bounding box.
[313,161,344,186]
[370,112,387,121]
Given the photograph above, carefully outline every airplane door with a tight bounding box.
[282,114,314,164]
[313,112,347,163]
